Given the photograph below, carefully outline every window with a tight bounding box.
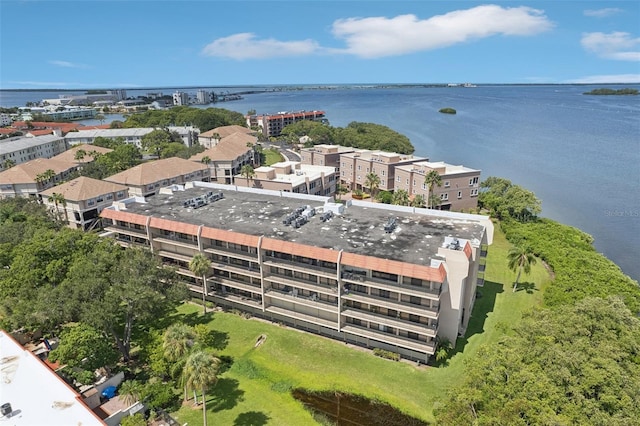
[87,199,95,206]
[457,191,462,199]
[406,179,409,185]
[440,193,449,200]
[341,171,345,177]
[357,165,361,171]
[106,194,113,200]
[379,289,390,299]
[471,188,478,196]
[341,162,345,168]
[469,176,479,186]
[413,179,416,186]
[444,181,450,187]
[116,191,125,199]
[381,170,385,176]
[422,183,427,190]
[96,196,104,203]
[397,176,400,182]
[409,296,421,305]
[366,167,369,172]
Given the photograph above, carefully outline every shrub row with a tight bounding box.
[373,348,400,361]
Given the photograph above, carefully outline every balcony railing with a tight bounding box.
[341,291,439,320]
[213,291,262,308]
[265,289,338,313]
[341,274,441,300]
[341,324,435,355]
[154,236,198,250]
[263,273,338,296]
[104,224,148,239]
[214,277,261,294]
[262,257,337,279]
[211,261,261,279]
[265,305,338,330]
[204,246,258,262]
[341,308,437,337]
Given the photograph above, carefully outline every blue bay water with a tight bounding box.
[2,85,639,281]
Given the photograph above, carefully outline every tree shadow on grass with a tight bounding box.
[209,377,245,412]
[450,280,504,356]
[514,281,538,294]
[233,411,271,426]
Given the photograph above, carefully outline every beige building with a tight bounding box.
[50,144,113,165]
[40,177,129,230]
[246,110,326,138]
[394,161,481,211]
[100,182,492,362]
[235,161,337,196]
[0,157,77,199]
[300,144,355,172]
[190,131,257,184]
[104,157,210,197]
[340,150,425,192]
[198,125,255,149]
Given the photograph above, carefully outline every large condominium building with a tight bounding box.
[100,182,492,362]
[64,127,199,148]
[340,150,425,192]
[246,110,326,138]
[395,161,481,211]
[0,134,67,170]
[173,91,189,106]
[235,161,337,196]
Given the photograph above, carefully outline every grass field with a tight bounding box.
[263,148,284,166]
[171,223,551,425]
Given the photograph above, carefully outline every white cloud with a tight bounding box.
[201,5,553,60]
[49,60,90,69]
[331,5,554,58]
[202,33,320,59]
[566,74,640,84]
[581,32,640,61]
[584,8,623,18]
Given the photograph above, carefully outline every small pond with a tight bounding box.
[292,389,430,426]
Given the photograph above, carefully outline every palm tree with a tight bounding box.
[201,156,211,166]
[2,159,15,170]
[163,323,196,401]
[189,253,211,314]
[364,172,381,199]
[507,246,537,292]
[35,168,56,189]
[50,192,68,224]
[428,193,442,210]
[392,189,410,206]
[74,149,87,161]
[118,380,142,407]
[240,164,255,186]
[425,170,443,209]
[182,350,220,426]
[95,114,106,125]
[411,194,426,208]
[335,183,348,202]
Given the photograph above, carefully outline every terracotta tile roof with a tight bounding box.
[341,252,446,283]
[261,238,339,263]
[0,157,74,184]
[200,226,260,247]
[100,209,148,226]
[11,121,84,134]
[149,217,200,236]
[0,128,16,135]
[200,125,254,138]
[104,157,208,186]
[40,176,128,201]
[51,144,113,164]
[27,129,55,136]
[191,132,256,162]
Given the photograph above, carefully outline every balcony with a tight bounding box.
[341,324,435,355]
[341,274,441,300]
[341,292,439,320]
[204,246,258,262]
[154,236,198,250]
[214,277,261,294]
[213,291,262,308]
[265,305,338,330]
[262,257,337,279]
[212,261,261,279]
[341,309,437,337]
[263,273,338,296]
[104,224,148,239]
[157,250,193,264]
[265,289,338,313]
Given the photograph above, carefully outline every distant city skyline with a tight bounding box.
[1,1,638,89]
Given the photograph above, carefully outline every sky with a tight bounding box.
[1,0,639,88]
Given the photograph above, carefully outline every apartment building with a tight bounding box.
[235,161,337,196]
[104,157,210,197]
[100,182,492,362]
[0,113,11,126]
[300,144,355,172]
[190,132,257,184]
[246,110,326,138]
[173,91,189,106]
[395,161,481,211]
[50,144,113,165]
[0,157,76,198]
[0,134,67,170]
[40,177,129,230]
[340,150,425,192]
[64,127,199,148]
[198,125,255,149]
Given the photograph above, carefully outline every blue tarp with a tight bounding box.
[101,385,117,399]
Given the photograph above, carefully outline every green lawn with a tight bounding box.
[263,148,284,166]
[171,223,551,425]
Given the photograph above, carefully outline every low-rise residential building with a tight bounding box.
[100,182,492,362]
[104,157,210,197]
[300,144,355,171]
[235,161,337,196]
[0,134,68,170]
[64,127,199,148]
[198,125,255,149]
[0,157,75,198]
[340,150,425,192]
[394,161,481,211]
[246,110,326,138]
[190,131,257,184]
[40,177,129,230]
[50,144,113,165]
[0,330,106,425]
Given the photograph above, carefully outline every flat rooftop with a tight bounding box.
[119,183,487,265]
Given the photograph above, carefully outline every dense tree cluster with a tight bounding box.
[478,176,541,221]
[122,106,246,132]
[280,120,415,154]
[435,297,640,425]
